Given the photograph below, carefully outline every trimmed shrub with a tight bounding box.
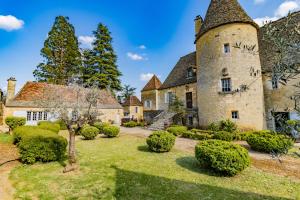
[219,119,237,133]
[246,132,293,154]
[54,120,68,130]
[208,122,220,132]
[166,126,187,136]
[93,122,110,134]
[5,116,26,131]
[195,140,250,176]
[213,131,234,141]
[80,125,99,140]
[123,121,138,128]
[13,126,67,164]
[146,131,176,152]
[103,126,120,138]
[182,131,213,140]
[37,121,60,134]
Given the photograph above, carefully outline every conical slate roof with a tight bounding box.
[141,75,162,92]
[196,0,258,41]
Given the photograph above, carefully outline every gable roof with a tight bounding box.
[159,52,196,90]
[196,0,258,41]
[6,82,122,109]
[141,75,162,92]
[259,11,300,73]
[122,96,143,107]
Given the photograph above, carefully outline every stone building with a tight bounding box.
[141,0,300,131]
[2,78,123,126]
[122,96,144,122]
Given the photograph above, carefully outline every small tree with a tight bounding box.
[39,78,103,172]
[168,96,186,125]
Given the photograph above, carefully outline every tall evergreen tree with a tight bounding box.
[82,23,122,92]
[33,16,82,85]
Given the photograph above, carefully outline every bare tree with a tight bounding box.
[39,78,103,172]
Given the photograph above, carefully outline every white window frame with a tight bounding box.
[232,111,239,119]
[43,112,48,120]
[145,100,152,108]
[221,78,232,92]
[27,111,32,121]
[32,112,37,121]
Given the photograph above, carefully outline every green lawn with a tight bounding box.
[0,133,13,144]
[9,133,300,200]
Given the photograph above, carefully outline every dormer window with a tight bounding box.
[186,67,196,79]
[224,43,230,53]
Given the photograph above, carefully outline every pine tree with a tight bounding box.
[82,23,122,92]
[33,16,82,85]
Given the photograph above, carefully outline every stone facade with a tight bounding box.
[123,105,144,122]
[141,90,159,111]
[196,23,266,130]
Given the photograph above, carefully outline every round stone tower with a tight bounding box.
[195,0,266,130]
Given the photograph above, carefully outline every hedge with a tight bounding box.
[80,125,99,140]
[146,131,176,152]
[37,121,60,134]
[5,116,26,131]
[93,122,111,134]
[212,131,234,141]
[13,126,67,164]
[195,140,250,176]
[182,131,213,140]
[166,126,187,136]
[103,126,120,138]
[123,121,138,128]
[246,132,293,154]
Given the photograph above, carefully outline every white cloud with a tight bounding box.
[0,15,24,31]
[275,1,299,17]
[139,45,146,49]
[254,0,300,26]
[140,73,154,81]
[254,0,265,5]
[127,52,144,61]
[78,35,95,48]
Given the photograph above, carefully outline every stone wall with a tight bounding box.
[263,74,300,130]
[196,23,266,130]
[141,90,158,111]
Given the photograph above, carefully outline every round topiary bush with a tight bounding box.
[213,131,234,141]
[80,125,99,140]
[93,122,111,134]
[103,126,120,138]
[5,116,26,132]
[146,131,176,152]
[166,126,187,136]
[246,132,293,154]
[195,140,250,176]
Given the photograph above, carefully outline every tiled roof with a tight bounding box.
[196,0,258,41]
[259,11,300,73]
[141,75,162,92]
[159,52,197,90]
[6,82,122,109]
[122,96,143,106]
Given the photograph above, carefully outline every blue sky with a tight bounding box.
[0,0,299,96]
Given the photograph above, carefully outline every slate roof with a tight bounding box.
[159,52,197,90]
[196,0,258,41]
[141,75,162,92]
[122,96,143,107]
[259,11,300,73]
[6,82,122,109]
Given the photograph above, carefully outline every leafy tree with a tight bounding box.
[33,16,82,85]
[118,85,136,102]
[82,23,122,92]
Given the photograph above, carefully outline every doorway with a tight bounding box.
[186,92,193,109]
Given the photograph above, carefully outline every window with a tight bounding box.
[186,92,193,109]
[43,112,48,120]
[232,111,239,119]
[32,112,37,121]
[188,115,193,126]
[186,67,196,79]
[221,78,232,92]
[272,79,279,89]
[145,100,152,108]
[27,111,32,121]
[38,112,43,120]
[165,92,173,104]
[135,107,138,113]
[224,43,230,53]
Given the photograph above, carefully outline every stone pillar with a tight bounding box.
[6,77,16,104]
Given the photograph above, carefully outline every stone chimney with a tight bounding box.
[6,77,16,104]
[194,15,203,36]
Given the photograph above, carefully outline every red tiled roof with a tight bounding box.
[141,75,162,92]
[122,96,143,106]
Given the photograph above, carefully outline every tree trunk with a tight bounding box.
[63,128,77,173]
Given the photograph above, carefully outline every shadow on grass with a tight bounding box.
[112,166,290,200]
[176,156,217,176]
[137,145,150,152]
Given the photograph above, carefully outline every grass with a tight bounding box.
[0,132,13,144]
[9,133,300,200]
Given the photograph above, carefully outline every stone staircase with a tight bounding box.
[148,111,176,131]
